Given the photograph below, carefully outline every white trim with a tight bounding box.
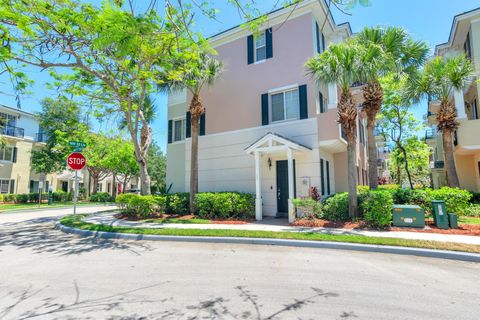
[268,84,299,94]
[245,132,311,155]
[253,59,266,65]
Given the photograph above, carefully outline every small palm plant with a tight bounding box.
[406,55,473,187]
[160,54,223,211]
[355,26,429,189]
[306,41,368,218]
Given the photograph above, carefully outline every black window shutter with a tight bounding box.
[315,22,321,54]
[200,113,206,136]
[167,120,173,144]
[186,112,191,138]
[299,84,308,119]
[319,92,324,113]
[320,159,325,196]
[326,161,330,195]
[29,180,34,193]
[266,28,273,59]
[12,147,17,163]
[247,35,254,64]
[261,93,269,126]
[9,179,15,194]
[321,33,326,52]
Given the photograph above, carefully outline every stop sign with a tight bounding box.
[67,152,86,170]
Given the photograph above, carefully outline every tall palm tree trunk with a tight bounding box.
[189,115,199,213]
[366,118,378,189]
[347,138,358,218]
[442,130,460,188]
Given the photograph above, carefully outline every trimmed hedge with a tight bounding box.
[89,192,114,203]
[195,192,255,220]
[322,192,349,221]
[52,191,73,202]
[292,198,323,220]
[166,192,189,215]
[361,190,393,228]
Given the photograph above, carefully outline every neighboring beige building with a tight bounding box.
[166,0,370,222]
[427,7,480,192]
[0,104,139,196]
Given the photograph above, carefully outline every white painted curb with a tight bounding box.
[56,222,480,263]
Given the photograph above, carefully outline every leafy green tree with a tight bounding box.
[104,137,139,197]
[306,42,372,218]
[147,141,166,193]
[0,0,206,195]
[354,26,429,189]
[160,53,222,210]
[406,55,473,188]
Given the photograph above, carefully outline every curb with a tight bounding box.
[56,222,480,263]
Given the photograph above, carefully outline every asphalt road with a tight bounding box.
[1,208,479,320]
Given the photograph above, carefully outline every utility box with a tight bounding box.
[432,200,449,229]
[448,213,458,229]
[392,205,425,228]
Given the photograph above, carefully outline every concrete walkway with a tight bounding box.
[84,213,480,245]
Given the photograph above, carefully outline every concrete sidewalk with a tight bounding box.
[84,213,480,245]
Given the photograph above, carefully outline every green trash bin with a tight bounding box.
[432,200,449,229]
[392,205,425,228]
[448,213,458,229]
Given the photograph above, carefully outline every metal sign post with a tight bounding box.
[74,170,78,215]
[67,147,87,216]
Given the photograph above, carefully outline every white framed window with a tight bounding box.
[255,31,266,62]
[173,118,185,142]
[270,88,300,123]
[0,146,13,162]
[0,179,10,194]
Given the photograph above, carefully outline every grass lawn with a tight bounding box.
[0,202,113,213]
[141,217,212,224]
[459,216,480,225]
[60,215,480,254]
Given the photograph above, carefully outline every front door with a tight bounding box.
[276,160,295,217]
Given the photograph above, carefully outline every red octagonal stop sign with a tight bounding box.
[67,152,86,170]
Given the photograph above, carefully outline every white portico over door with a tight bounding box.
[245,132,311,223]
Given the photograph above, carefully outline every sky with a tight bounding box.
[1,0,479,152]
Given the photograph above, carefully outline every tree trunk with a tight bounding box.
[92,174,99,195]
[138,157,151,195]
[112,173,117,198]
[400,145,414,189]
[189,114,200,213]
[123,175,128,194]
[366,117,378,189]
[347,138,358,219]
[442,130,460,188]
[396,164,401,186]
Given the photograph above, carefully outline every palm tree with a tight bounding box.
[355,26,429,189]
[406,55,473,188]
[306,42,368,218]
[160,54,223,211]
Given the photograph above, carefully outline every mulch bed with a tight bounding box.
[114,213,250,224]
[291,218,480,236]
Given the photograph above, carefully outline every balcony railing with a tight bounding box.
[425,128,436,140]
[1,125,25,138]
[35,132,48,143]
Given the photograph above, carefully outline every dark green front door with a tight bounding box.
[276,160,295,217]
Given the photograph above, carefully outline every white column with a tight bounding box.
[454,89,467,119]
[254,151,262,221]
[287,149,295,223]
[328,83,338,109]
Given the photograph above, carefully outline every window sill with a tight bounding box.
[270,118,301,125]
[254,59,266,65]
[169,140,186,145]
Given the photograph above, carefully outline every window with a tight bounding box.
[0,179,10,194]
[0,146,13,162]
[315,22,325,54]
[0,112,17,126]
[359,119,365,144]
[320,159,325,196]
[173,118,185,142]
[271,88,299,122]
[464,32,472,59]
[97,184,103,192]
[473,99,479,120]
[319,92,327,113]
[326,160,330,195]
[255,31,267,62]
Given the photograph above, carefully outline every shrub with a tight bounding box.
[322,192,349,221]
[195,192,255,220]
[16,194,29,203]
[392,189,432,214]
[357,185,370,193]
[292,198,322,220]
[469,192,480,204]
[378,184,400,190]
[0,194,3,202]
[115,194,158,217]
[166,193,190,215]
[155,195,168,213]
[3,194,16,203]
[52,191,73,202]
[89,192,114,203]
[428,187,472,216]
[361,190,393,229]
[463,204,480,217]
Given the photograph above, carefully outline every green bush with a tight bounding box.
[463,204,480,217]
[292,198,322,219]
[378,184,400,190]
[392,189,432,214]
[428,187,472,216]
[322,192,349,221]
[52,191,73,202]
[0,194,3,202]
[470,192,480,204]
[166,192,190,215]
[3,194,16,203]
[195,192,255,220]
[89,192,114,203]
[155,195,168,213]
[115,193,158,218]
[361,190,393,229]
[16,194,29,203]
